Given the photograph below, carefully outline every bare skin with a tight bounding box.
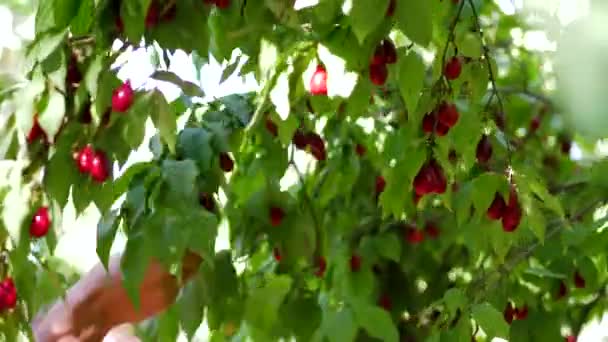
[32,252,202,342]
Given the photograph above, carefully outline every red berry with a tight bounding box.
[425,223,440,239]
[428,159,447,194]
[574,271,586,289]
[27,117,48,144]
[560,139,572,155]
[199,192,215,212]
[350,255,362,272]
[293,130,309,149]
[310,65,328,96]
[215,0,230,8]
[269,206,285,227]
[273,248,282,262]
[386,0,396,17]
[111,80,134,113]
[414,163,435,196]
[369,63,388,86]
[556,281,568,299]
[444,57,462,80]
[437,102,459,128]
[382,40,397,65]
[487,193,506,220]
[422,112,436,134]
[530,116,541,133]
[315,256,327,277]
[219,152,234,172]
[265,118,278,137]
[115,16,124,33]
[406,227,425,244]
[501,188,522,232]
[145,0,160,28]
[476,135,493,163]
[66,54,82,86]
[435,121,450,136]
[355,144,366,156]
[76,145,95,174]
[504,302,515,324]
[566,335,577,342]
[90,150,112,183]
[306,132,327,161]
[376,176,386,194]
[30,207,51,238]
[0,278,17,310]
[378,294,392,311]
[514,305,528,320]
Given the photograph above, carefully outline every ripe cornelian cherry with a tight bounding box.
[27,116,48,144]
[556,280,568,299]
[425,223,440,239]
[355,144,366,156]
[435,121,450,136]
[386,0,396,17]
[376,176,386,194]
[76,145,95,174]
[90,150,112,183]
[530,116,541,132]
[504,302,515,324]
[310,65,328,95]
[444,56,462,80]
[315,256,327,277]
[378,294,392,311]
[0,277,17,311]
[574,271,586,288]
[487,193,506,220]
[406,227,425,244]
[111,80,134,113]
[273,248,282,262]
[422,112,436,133]
[369,63,388,86]
[199,192,215,212]
[30,207,51,238]
[514,305,528,320]
[437,102,459,128]
[476,135,493,163]
[269,206,285,227]
[265,118,278,137]
[293,130,309,150]
[350,255,362,272]
[215,0,231,8]
[501,188,522,232]
[306,132,327,161]
[219,152,234,172]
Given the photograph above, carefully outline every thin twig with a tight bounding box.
[467,0,514,168]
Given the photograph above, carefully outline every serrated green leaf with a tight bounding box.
[374,233,401,262]
[150,71,205,98]
[322,308,358,342]
[396,0,433,46]
[353,303,398,342]
[245,275,293,331]
[471,302,509,339]
[178,275,206,338]
[398,51,426,117]
[150,90,177,154]
[96,210,120,271]
[345,0,390,43]
[121,232,150,310]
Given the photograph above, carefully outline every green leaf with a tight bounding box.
[38,89,66,142]
[44,145,79,209]
[456,33,483,58]
[160,159,199,207]
[353,303,399,342]
[443,288,467,317]
[178,275,206,339]
[35,0,79,33]
[96,210,120,271]
[269,69,291,120]
[150,71,205,98]
[157,306,180,342]
[120,0,150,43]
[70,0,95,35]
[345,0,390,43]
[322,308,358,342]
[470,173,505,220]
[245,275,293,331]
[471,302,509,339]
[121,232,150,310]
[398,51,426,117]
[373,233,401,262]
[150,90,177,154]
[396,0,433,46]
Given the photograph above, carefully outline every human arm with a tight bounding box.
[32,251,202,342]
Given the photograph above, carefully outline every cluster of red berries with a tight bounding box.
[74,145,112,183]
[413,159,447,198]
[503,302,528,324]
[369,39,397,86]
[0,277,17,312]
[292,130,327,161]
[486,188,523,232]
[422,102,460,136]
